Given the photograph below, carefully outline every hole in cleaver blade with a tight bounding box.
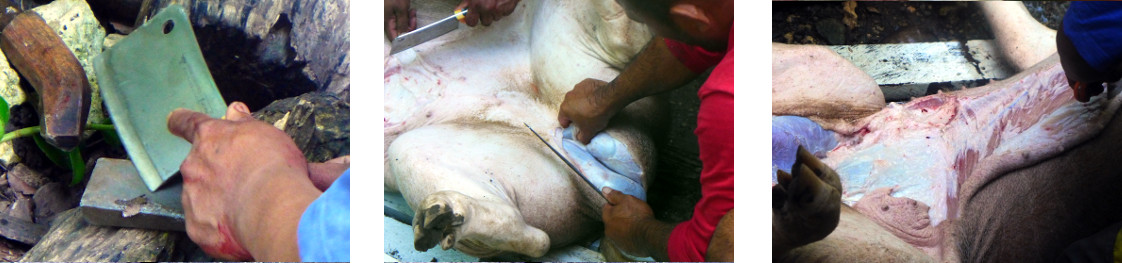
[93,5,226,192]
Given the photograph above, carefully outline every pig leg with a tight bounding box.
[773,146,843,255]
[413,190,550,258]
[775,149,933,262]
[387,123,595,258]
[978,1,1057,72]
[772,43,885,132]
[779,206,935,262]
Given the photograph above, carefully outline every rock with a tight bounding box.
[8,164,49,191]
[0,49,24,109]
[6,173,35,196]
[32,183,73,221]
[0,143,18,169]
[30,0,109,126]
[253,92,349,162]
[140,0,350,110]
[102,33,125,48]
[0,42,23,168]
[20,209,179,262]
[9,198,31,222]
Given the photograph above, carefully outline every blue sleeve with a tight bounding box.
[297,169,350,262]
[772,116,837,184]
[1063,2,1122,72]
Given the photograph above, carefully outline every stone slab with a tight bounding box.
[79,158,184,232]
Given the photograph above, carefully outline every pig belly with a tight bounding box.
[821,55,1122,259]
[383,0,657,257]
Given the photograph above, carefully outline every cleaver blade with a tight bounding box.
[389,8,468,55]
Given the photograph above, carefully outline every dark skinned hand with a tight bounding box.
[558,78,625,144]
[455,0,521,27]
[385,0,417,40]
[601,187,656,257]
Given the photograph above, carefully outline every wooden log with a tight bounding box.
[0,212,46,245]
[0,12,91,151]
[20,209,177,262]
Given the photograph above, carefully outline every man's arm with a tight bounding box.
[603,36,699,106]
[602,187,675,261]
[238,167,321,261]
[558,36,697,143]
[169,102,323,261]
[635,217,675,261]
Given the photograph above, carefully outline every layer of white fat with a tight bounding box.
[824,62,1119,227]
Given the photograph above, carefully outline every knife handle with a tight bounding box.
[455,8,468,24]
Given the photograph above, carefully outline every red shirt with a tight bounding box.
[664,27,734,262]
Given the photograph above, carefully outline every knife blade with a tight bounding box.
[524,123,608,201]
[389,8,469,55]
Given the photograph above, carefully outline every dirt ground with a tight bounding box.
[772,1,1068,46]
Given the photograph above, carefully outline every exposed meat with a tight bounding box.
[820,55,1122,259]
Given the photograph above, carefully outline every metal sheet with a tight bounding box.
[828,40,1016,101]
[80,158,184,232]
[93,5,226,191]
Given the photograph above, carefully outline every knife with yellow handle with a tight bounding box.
[389,8,469,55]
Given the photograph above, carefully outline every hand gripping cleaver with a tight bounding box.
[93,5,227,192]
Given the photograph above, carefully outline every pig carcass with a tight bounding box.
[775,50,1122,262]
[384,0,663,258]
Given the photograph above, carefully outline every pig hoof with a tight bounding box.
[413,195,465,252]
[410,191,550,258]
[773,146,842,252]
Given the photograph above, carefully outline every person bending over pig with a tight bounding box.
[556,0,733,261]
[1055,3,1122,262]
[1057,2,1122,102]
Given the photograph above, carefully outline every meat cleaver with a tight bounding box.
[389,8,469,55]
[93,5,227,192]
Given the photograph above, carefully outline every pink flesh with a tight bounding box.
[822,59,1122,259]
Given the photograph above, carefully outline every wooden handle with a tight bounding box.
[0,12,91,150]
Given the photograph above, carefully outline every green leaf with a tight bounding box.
[101,129,121,148]
[67,148,84,186]
[32,134,68,168]
[0,95,9,128]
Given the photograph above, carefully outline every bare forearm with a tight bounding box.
[237,166,322,261]
[601,36,698,110]
[637,218,676,261]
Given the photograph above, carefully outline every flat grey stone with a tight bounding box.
[79,158,184,232]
